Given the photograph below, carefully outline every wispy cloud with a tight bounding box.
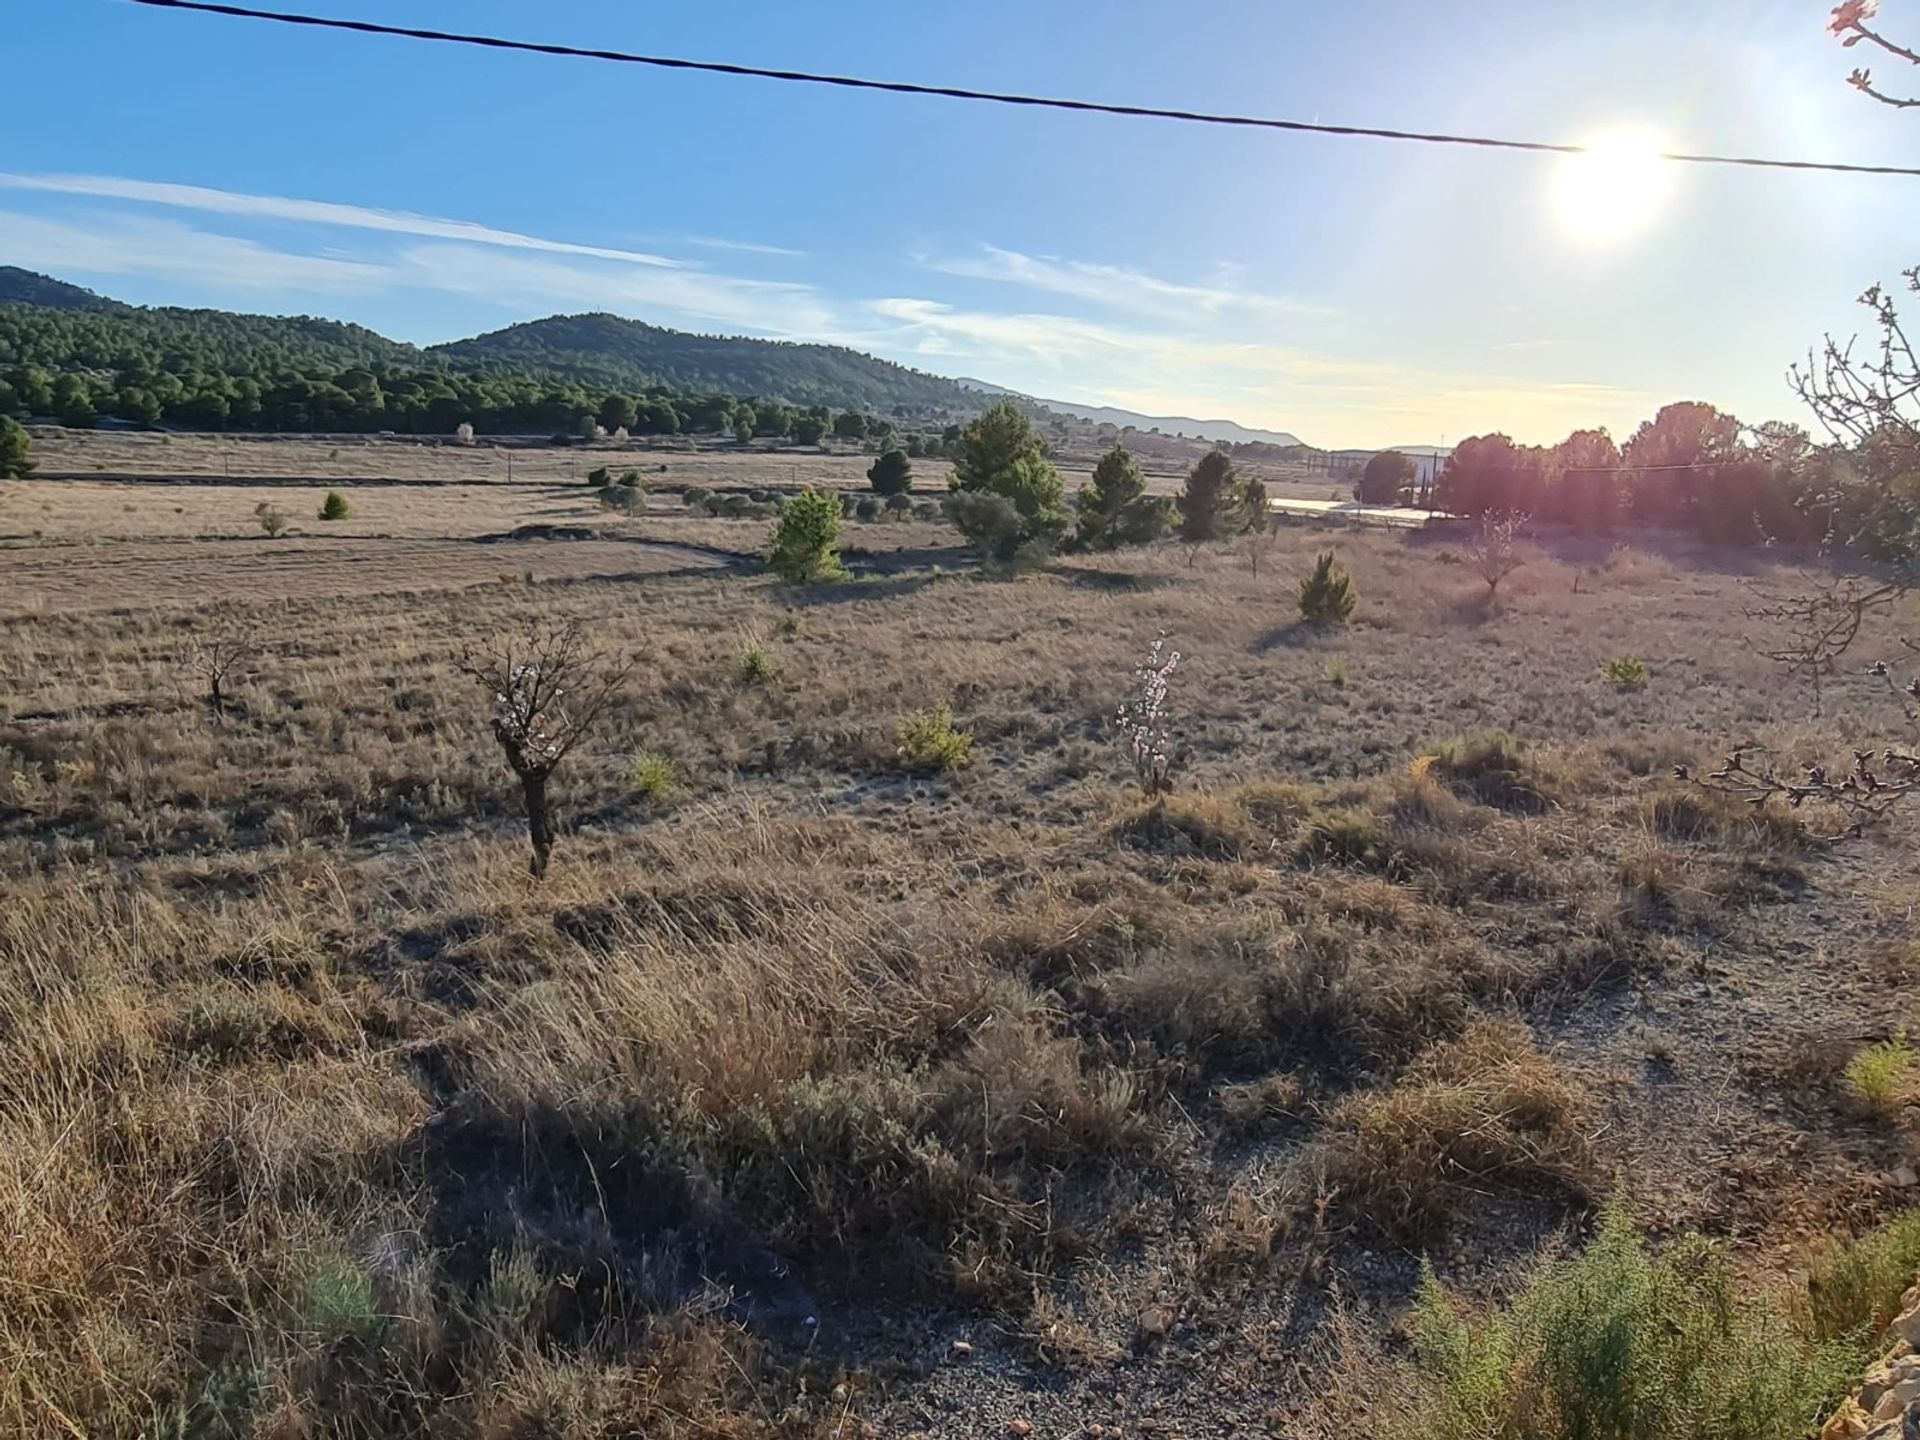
[398,244,839,337]
[0,210,391,295]
[0,171,691,270]
[921,244,1331,320]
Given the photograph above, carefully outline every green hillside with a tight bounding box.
[433,311,976,413]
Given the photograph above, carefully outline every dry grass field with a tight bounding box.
[4,432,1919,1438]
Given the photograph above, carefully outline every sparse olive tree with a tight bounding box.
[458,622,630,878]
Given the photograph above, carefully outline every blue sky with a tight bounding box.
[4,0,1915,447]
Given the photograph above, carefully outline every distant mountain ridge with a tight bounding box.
[957,378,1306,449]
[434,312,976,412]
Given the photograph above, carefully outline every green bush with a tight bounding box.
[618,469,642,487]
[736,641,778,687]
[628,749,676,802]
[1845,1031,1912,1113]
[766,489,851,584]
[1603,655,1651,689]
[317,490,350,521]
[855,497,881,521]
[683,485,711,507]
[897,703,973,773]
[1297,551,1357,624]
[1809,1205,1920,1344]
[586,465,611,487]
[1407,1203,1857,1440]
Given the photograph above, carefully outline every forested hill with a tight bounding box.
[0,270,982,420]
[432,312,976,413]
[0,267,125,311]
[0,274,428,378]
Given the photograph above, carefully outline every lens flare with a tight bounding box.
[1551,129,1675,244]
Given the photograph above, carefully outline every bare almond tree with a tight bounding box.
[1468,511,1528,597]
[189,634,255,715]
[458,621,629,878]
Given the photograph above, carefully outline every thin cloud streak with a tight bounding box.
[0,171,692,270]
[922,244,1333,320]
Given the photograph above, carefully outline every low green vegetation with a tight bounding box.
[1603,654,1651,689]
[897,702,973,773]
[318,490,350,521]
[1407,1203,1859,1440]
[628,749,677,803]
[1845,1031,1913,1113]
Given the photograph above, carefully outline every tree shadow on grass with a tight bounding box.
[1254,619,1334,653]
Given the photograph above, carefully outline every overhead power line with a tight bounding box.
[126,0,1920,179]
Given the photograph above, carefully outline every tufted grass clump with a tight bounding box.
[897,702,973,773]
[1845,1031,1913,1115]
[1603,654,1650,690]
[736,640,778,687]
[1405,1202,1858,1440]
[1416,729,1548,813]
[628,749,677,803]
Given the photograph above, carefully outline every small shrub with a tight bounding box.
[1407,1202,1857,1440]
[318,490,350,521]
[1809,1205,1920,1344]
[618,469,642,487]
[855,496,881,521]
[1604,654,1650,689]
[1322,657,1350,688]
[1298,551,1357,625]
[884,492,914,517]
[586,465,611,487]
[256,504,288,538]
[898,703,973,773]
[683,485,712,507]
[1845,1031,1913,1113]
[736,641,778,687]
[766,489,851,584]
[628,749,677,803]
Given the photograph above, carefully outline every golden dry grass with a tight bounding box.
[1,441,1916,1435]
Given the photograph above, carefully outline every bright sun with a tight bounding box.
[1551,130,1675,244]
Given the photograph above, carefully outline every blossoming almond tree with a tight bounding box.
[1830,0,1919,109]
[458,621,629,878]
[1116,636,1182,798]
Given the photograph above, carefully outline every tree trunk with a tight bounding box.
[522,768,554,879]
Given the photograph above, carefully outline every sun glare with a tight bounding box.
[1551,130,1675,244]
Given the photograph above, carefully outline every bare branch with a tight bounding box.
[458,620,630,877]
